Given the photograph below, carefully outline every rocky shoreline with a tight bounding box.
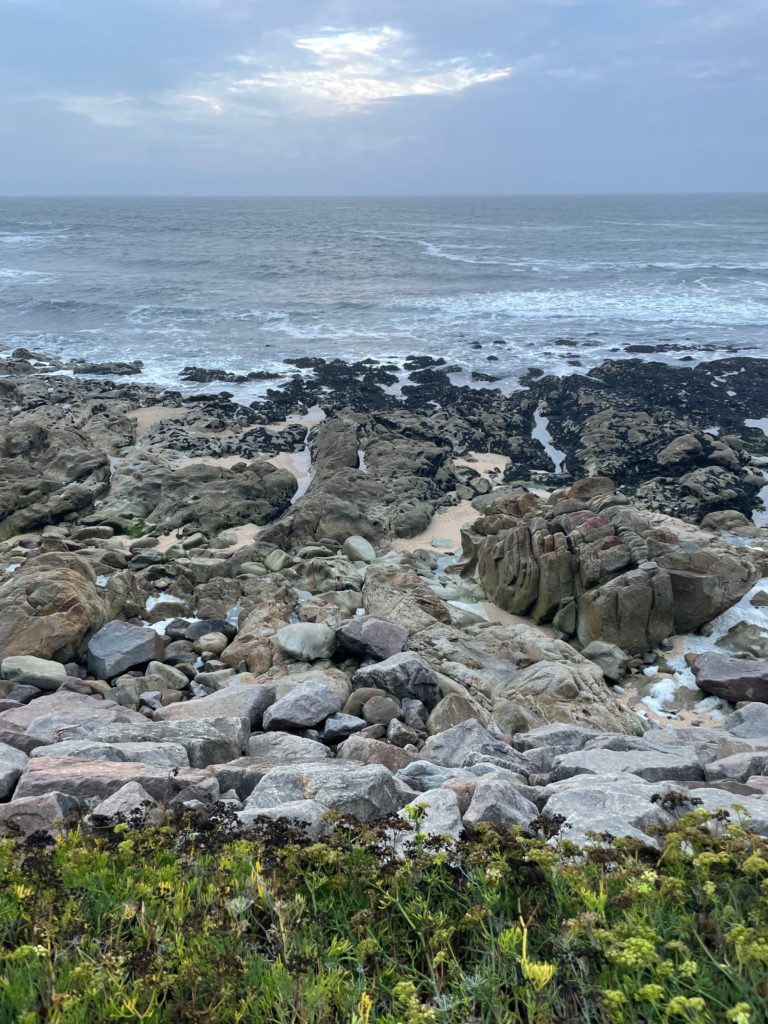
[1,345,767,844]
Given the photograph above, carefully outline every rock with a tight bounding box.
[238,798,330,840]
[155,682,276,727]
[463,777,538,830]
[691,654,768,703]
[13,756,211,804]
[361,695,400,726]
[247,762,400,820]
[723,703,768,739]
[675,788,768,837]
[29,739,190,769]
[336,615,408,661]
[0,553,124,661]
[337,734,418,773]
[395,760,477,793]
[0,792,79,839]
[427,694,489,735]
[276,623,336,662]
[549,746,704,784]
[87,621,164,679]
[512,724,603,753]
[264,549,292,572]
[421,720,529,773]
[342,536,376,563]
[90,782,164,827]
[247,732,331,762]
[1,656,67,692]
[362,565,451,635]
[0,742,28,798]
[1,691,145,736]
[192,632,229,657]
[716,622,768,659]
[580,641,628,683]
[262,682,341,731]
[319,713,366,743]
[69,717,247,768]
[543,777,674,846]
[352,652,440,709]
[704,751,768,784]
[399,788,463,842]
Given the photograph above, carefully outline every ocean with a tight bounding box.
[1,193,767,394]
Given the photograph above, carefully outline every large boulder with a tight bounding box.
[352,652,440,709]
[463,777,538,830]
[155,682,276,727]
[247,732,330,762]
[549,746,704,784]
[275,623,336,662]
[87,620,164,679]
[13,756,212,804]
[723,703,768,739]
[542,777,675,846]
[421,720,529,773]
[691,654,768,704]
[247,762,401,821]
[1,656,67,692]
[0,743,28,799]
[0,791,79,839]
[262,682,340,731]
[29,739,190,769]
[69,717,248,768]
[336,615,408,661]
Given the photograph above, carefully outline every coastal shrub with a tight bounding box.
[0,803,766,1023]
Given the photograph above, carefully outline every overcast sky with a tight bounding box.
[1,0,766,195]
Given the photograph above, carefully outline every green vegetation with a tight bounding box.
[0,799,766,1023]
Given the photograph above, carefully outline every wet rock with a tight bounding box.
[691,654,768,703]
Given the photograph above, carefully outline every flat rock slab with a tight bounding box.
[247,761,401,821]
[543,778,674,846]
[0,691,146,731]
[550,746,704,784]
[1,656,67,692]
[692,653,768,703]
[71,717,248,768]
[87,620,164,679]
[155,682,276,727]
[14,756,211,804]
[30,740,190,769]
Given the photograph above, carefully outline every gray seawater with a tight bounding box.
[1,194,767,393]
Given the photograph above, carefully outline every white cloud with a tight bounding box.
[53,24,512,128]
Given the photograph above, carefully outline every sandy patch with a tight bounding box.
[479,601,556,634]
[129,406,186,439]
[214,523,262,553]
[392,499,479,554]
[268,450,312,503]
[455,452,509,478]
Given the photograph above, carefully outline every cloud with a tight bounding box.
[52,24,512,128]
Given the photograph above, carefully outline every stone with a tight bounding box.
[362,695,400,726]
[337,734,418,773]
[512,724,603,753]
[238,798,331,840]
[1,656,67,692]
[192,632,229,657]
[580,641,628,683]
[336,615,408,661]
[704,751,768,784]
[90,782,164,827]
[264,549,292,572]
[262,682,341,731]
[723,703,768,739]
[421,720,530,772]
[319,713,366,743]
[691,654,768,703]
[247,761,400,820]
[69,717,247,768]
[549,746,704,784]
[276,623,337,662]
[155,682,276,727]
[1,691,145,737]
[0,742,28,798]
[387,719,420,747]
[0,723,45,755]
[29,739,190,769]
[463,777,538,830]
[0,792,79,839]
[143,661,189,691]
[247,731,331,762]
[427,694,488,735]
[399,788,463,842]
[13,757,211,804]
[342,536,376,563]
[395,760,478,793]
[352,652,440,709]
[87,621,164,679]
[543,778,674,846]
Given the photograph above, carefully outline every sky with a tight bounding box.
[0,0,766,195]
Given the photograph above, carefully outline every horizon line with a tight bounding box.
[2,190,767,200]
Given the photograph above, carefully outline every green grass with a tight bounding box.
[0,798,766,1023]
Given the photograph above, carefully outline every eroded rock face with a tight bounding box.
[469,487,757,653]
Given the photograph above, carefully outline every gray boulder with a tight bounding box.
[704,751,768,784]
[248,761,400,820]
[276,623,336,662]
[723,703,768,739]
[0,791,79,838]
[398,788,463,842]
[543,777,674,846]
[87,620,164,679]
[319,713,366,743]
[336,615,408,661]
[155,682,276,727]
[0,742,28,798]
[352,652,440,709]
[29,739,190,769]
[247,731,331,762]
[14,756,212,804]
[342,536,376,563]
[262,682,341,731]
[549,746,704,784]
[421,720,529,773]
[91,782,164,826]
[71,717,247,768]
[238,798,331,840]
[1,656,67,692]
[463,777,538,830]
[395,760,478,793]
